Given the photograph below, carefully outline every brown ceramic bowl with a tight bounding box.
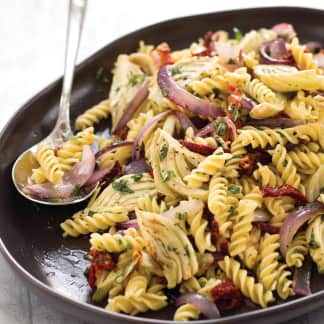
[1,6,324,324]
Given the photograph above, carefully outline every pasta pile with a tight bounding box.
[56,23,324,321]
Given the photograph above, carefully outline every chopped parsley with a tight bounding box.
[216,121,228,137]
[184,245,191,256]
[228,205,235,217]
[283,159,288,167]
[160,145,168,161]
[47,197,62,203]
[233,109,241,122]
[162,170,175,182]
[161,87,169,97]
[309,230,320,249]
[96,66,109,83]
[233,27,243,41]
[171,66,182,76]
[228,185,241,194]
[227,58,236,65]
[112,179,134,194]
[131,173,143,182]
[84,254,92,261]
[129,72,144,86]
[88,210,96,217]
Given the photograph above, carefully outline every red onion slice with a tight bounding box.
[95,141,134,159]
[174,111,197,132]
[280,201,324,256]
[124,158,151,174]
[157,65,225,118]
[224,116,237,140]
[247,118,306,128]
[24,145,95,199]
[85,163,116,187]
[132,110,172,160]
[175,293,220,319]
[293,256,312,297]
[272,23,296,41]
[195,122,215,137]
[117,219,139,230]
[112,79,150,136]
[259,40,294,65]
[241,95,256,111]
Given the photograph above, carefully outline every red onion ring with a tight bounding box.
[124,158,151,174]
[293,255,312,297]
[224,116,237,140]
[175,293,220,319]
[157,65,225,118]
[247,118,306,128]
[132,110,172,160]
[95,141,134,159]
[280,201,324,256]
[112,79,150,136]
[259,40,293,65]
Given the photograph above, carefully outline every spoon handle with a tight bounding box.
[52,0,88,141]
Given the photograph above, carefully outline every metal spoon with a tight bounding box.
[12,0,93,206]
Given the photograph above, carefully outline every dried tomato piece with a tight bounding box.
[152,42,173,67]
[101,162,122,188]
[210,219,220,246]
[239,151,271,175]
[87,250,116,288]
[262,184,308,206]
[211,279,242,311]
[253,221,280,234]
[178,140,216,156]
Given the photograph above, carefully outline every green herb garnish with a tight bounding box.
[129,72,144,86]
[228,185,241,194]
[184,245,191,256]
[160,145,168,161]
[112,179,134,194]
[216,121,228,137]
[176,212,188,221]
[162,87,169,97]
[309,230,320,249]
[233,27,243,41]
[131,173,143,182]
[233,109,241,122]
[88,210,96,217]
[162,170,175,182]
[96,66,109,83]
[171,66,182,76]
[72,184,81,196]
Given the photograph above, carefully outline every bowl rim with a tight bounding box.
[1,5,324,323]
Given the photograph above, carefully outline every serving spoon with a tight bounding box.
[12,0,93,206]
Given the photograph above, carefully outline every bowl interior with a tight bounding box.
[1,6,324,324]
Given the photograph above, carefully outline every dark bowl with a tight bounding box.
[1,6,324,324]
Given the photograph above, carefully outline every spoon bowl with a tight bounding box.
[11,0,93,206]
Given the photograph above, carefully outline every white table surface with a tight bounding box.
[1,1,324,323]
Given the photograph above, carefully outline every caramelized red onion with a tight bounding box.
[178,140,216,156]
[112,79,150,136]
[224,116,237,140]
[247,117,306,128]
[195,122,215,137]
[132,110,172,160]
[241,95,256,110]
[175,293,220,319]
[280,201,324,256]
[259,39,293,65]
[157,65,225,118]
[24,145,95,199]
[117,219,139,230]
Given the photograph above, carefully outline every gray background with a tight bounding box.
[0,1,323,323]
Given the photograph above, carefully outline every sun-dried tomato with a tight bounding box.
[239,151,271,175]
[100,162,122,188]
[178,140,216,156]
[210,219,220,246]
[219,240,229,255]
[262,184,308,206]
[253,221,280,234]
[87,250,116,288]
[211,279,242,311]
[152,42,173,67]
